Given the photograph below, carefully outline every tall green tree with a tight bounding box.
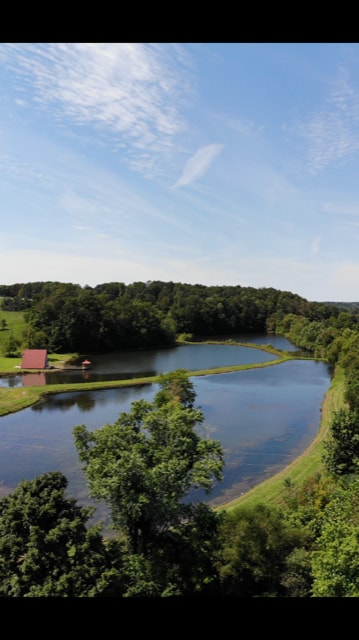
[311,477,359,597]
[3,332,20,357]
[216,503,306,597]
[0,472,123,597]
[73,370,224,595]
[322,408,359,476]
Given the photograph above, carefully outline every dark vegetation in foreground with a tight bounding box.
[1,280,359,596]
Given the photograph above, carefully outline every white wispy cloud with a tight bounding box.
[228,118,263,136]
[0,152,54,187]
[322,201,359,216]
[0,43,192,177]
[297,68,359,174]
[309,237,320,257]
[172,144,223,189]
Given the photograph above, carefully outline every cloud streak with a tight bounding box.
[0,43,191,177]
[297,68,359,174]
[172,144,223,189]
[309,236,320,257]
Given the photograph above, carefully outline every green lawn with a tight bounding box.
[0,310,25,362]
[0,310,25,338]
[0,309,78,373]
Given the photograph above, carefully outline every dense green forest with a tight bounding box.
[1,280,359,597]
[0,279,346,353]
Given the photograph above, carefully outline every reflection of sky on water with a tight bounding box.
[195,360,330,447]
[191,359,331,505]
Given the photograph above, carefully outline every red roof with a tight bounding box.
[21,349,48,369]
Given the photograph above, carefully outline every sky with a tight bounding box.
[1,42,359,302]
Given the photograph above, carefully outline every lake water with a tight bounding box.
[0,333,293,387]
[0,335,331,527]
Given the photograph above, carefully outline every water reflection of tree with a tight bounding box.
[75,394,96,412]
[7,376,20,388]
[31,393,95,412]
[30,384,155,414]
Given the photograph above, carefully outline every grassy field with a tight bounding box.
[0,310,26,367]
[0,308,78,374]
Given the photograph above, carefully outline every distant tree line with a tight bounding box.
[0,280,343,353]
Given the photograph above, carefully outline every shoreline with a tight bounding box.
[0,345,340,515]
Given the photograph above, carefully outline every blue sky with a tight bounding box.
[1,42,359,301]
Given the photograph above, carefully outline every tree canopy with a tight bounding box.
[322,408,359,476]
[73,369,225,595]
[311,477,359,597]
[74,370,224,550]
[1,279,342,353]
[0,472,123,597]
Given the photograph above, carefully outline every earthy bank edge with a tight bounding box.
[0,343,342,511]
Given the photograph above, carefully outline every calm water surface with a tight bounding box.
[0,335,285,387]
[0,336,331,527]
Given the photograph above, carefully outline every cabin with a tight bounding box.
[21,349,49,369]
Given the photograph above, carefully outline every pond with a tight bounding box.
[0,333,290,387]
[0,335,331,528]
